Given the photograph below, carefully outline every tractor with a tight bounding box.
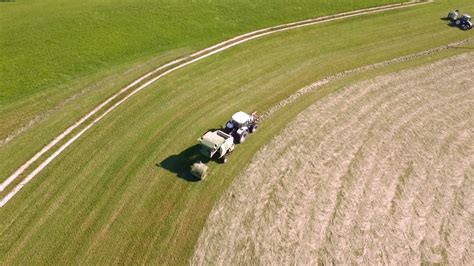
[454,14,473,30]
[190,111,259,179]
[223,111,259,143]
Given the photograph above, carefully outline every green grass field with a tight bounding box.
[0,0,404,103]
[0,0,401,141]
[1,0,473,264]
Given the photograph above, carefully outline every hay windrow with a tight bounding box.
[192,53,474,265]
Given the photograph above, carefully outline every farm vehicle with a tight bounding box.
[447,10,472,30]
[198,130,235,164]
[223,111,259,143]
[190,111,259,179]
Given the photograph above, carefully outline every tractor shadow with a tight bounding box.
[440,17,457,27]
[157,144,210,182]
[158,127,233,182]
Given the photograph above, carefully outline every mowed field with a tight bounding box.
[3,0,400,102]
[1,0,474,264]
[193,53,474,265]
[0,0,401,143]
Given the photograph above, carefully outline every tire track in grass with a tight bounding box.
[0,1,433,208]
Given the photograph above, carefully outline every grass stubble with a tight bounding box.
[193,53,474,265]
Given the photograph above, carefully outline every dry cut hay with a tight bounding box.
[192,53,474,265]
[191,162,208,179]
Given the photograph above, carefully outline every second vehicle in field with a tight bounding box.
[447,10,472,30]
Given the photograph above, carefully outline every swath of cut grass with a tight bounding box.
[192,53,474,265]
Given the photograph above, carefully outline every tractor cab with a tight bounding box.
[226,112,251,129]
[224,111,259,143]
[458,14,472,22]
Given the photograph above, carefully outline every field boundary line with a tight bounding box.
[0,0,432,207]
[261,37,474,121]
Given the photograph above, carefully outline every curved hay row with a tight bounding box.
[192,53,474,264]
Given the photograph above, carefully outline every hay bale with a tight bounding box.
[191,162,208,179]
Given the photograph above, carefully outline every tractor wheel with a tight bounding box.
[455,20,461,26]
[462,24,469,30]
[237,131,248,143]
[250,124,258,133]
[221,156,229,164]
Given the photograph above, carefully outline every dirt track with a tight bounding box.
[192,53,474,265]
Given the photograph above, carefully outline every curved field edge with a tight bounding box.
[0,0,403,139]
[192,53,474,264]
[1,1,474,264]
